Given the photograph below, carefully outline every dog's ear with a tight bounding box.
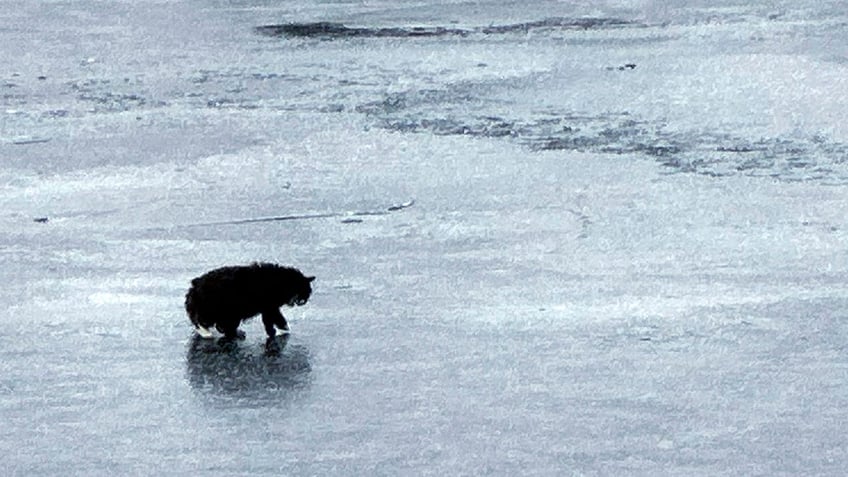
[306,276,316,282]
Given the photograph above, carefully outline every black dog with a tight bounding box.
[185,263,314,339]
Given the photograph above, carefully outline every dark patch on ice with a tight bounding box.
[605,63,637,71]
[357,85,848,183]
[479,17,637,34]
[206,97,259,109]
[185,334,311,406]
[320,103,346,113]
[42,109,69,119]
[256,17,640,40]
[67,78,158,113]
[256,22,468,39]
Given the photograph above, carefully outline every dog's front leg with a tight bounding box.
[262,308,289,337]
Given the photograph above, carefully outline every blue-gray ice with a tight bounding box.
[1,0,847,475]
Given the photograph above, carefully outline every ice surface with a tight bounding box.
[2,0,847,475]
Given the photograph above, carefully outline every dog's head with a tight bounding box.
[288,275,315,306]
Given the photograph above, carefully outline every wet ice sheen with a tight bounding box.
[1,0,847,475]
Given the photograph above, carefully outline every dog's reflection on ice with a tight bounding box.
[185,334,311,405]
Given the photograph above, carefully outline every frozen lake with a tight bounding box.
[2,0,847,474]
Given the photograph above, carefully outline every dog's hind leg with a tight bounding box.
[217,322,246,340]
[262,308,289,337]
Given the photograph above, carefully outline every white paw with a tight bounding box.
[277,328,291,336]
[195,325,214,338]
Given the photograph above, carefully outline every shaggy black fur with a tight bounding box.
[185,263,314,339]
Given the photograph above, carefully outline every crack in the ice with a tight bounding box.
[158,200,415,230]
